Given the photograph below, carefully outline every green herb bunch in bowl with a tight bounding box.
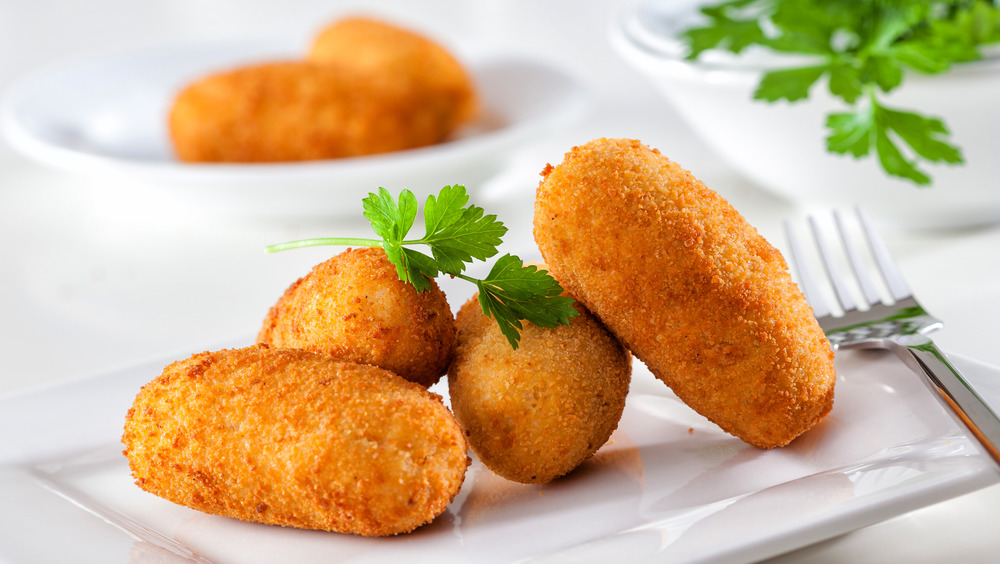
[611,0,1000,228]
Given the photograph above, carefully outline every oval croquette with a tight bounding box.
[533,138,836,449]
[168,61,460,163]
[122,345,469,536]
[308,16,477,129]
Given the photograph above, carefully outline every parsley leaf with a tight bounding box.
[826,105,873,158]
[874,124,928,185]
[472,255,579,349]
[826,95,963,186]
[827,60,864,103]
[363,187,417,244]
[754,64,828,102]
[681,0,1000,186]
[861,55,904,93]
[682,0,767,59]
[398,247,439,292]
[683,19,766,59]
[362,188,431,288]
[421,184,507,274]
[265,186,578,349]
[878,103,963,166]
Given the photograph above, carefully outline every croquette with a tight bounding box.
[121,345,469,536]
[309,16,477,130]
[447,293,631,484]
[533,138,836,449]
[257,247,456,387]
[168,61,460,163]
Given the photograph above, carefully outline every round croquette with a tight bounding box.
[257,247,456,387]
[447,294,631,484]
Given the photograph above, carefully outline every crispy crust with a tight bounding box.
[121,345,469,536]
[168,61,461,163]
[309,16,478,128]
[257,247,456,387]
[533,138,836,448]
[448,294,631,483]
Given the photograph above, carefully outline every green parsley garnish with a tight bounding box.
[265,185,578,349]
[681,0,1000,185]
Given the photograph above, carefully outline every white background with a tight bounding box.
[2,1,999,561]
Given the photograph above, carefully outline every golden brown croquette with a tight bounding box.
[168,61,461,163]
[448,293,631,484]
[308,16,477,129]
[533,138,836,449]
[257,247,456,387]
[122,345,469,536]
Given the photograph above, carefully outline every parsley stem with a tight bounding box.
[451,272,478,284]
[264,238,383,253]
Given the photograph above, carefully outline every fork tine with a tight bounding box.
[856,205,912,302]
[783,219,833,319]
[808,214,857,313]
[834,209,882,307]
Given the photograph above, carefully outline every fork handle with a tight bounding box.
[892,336,1000,466]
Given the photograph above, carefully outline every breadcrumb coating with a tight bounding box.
[168,61,461,163]
[257,247,456,387]
[533,138,836,448]
[122,345,469,536]
[448,294,631,484]
[309,16,478,129]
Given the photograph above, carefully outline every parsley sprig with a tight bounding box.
[266,185,578,349]
[681,0,1000,185]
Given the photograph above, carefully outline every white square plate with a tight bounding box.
[2,344,998,563]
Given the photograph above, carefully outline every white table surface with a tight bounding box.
[2,1,999,562]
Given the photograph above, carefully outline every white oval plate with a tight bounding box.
[1,40,592,220]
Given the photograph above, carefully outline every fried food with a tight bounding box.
[122,345,469,536]
[257,247,455,387]
[168,61,460,163]
[533,138,836,449]
[309,16,477,130]
[447,293,631,484]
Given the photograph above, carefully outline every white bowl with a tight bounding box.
[611,0,1000,229]
[1,40,592,222]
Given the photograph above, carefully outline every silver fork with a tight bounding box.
[784,206,1000,465]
